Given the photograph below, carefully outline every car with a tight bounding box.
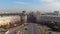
[24,26,28,30]
[25,28,28,30]
[0,29,7,32]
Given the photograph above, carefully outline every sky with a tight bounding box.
[0,0,60,13]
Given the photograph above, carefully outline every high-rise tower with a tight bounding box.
[21,11,27,25]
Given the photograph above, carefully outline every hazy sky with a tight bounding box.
[0,0,60,12]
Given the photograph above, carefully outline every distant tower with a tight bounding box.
[54,11,59,15]
[35,11,41,23]
[21,11,27,24]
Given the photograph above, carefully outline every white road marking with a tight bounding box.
[31,24,34,34]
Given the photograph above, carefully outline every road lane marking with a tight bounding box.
[33,23,39,34]
[31,24,34,34]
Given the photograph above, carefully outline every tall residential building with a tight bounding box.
[35,11,41,23]
[21,11,27,24]
[54,11,59,15]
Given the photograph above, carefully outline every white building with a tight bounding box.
[38,15,60,26]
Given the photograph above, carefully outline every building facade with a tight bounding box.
[39,15,60,26]
[21,11,27,24]
[35,11,41,23]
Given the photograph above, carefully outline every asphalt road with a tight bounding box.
[25,23,41,34]
[8,23,41,34]
[7,23,60,34]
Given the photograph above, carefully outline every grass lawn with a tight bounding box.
[0,32,5,34]
[8,26,20,32]
[0,26,20,34]
[19,28,25,34]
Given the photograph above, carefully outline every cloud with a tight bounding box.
[38,0,60,12]
[15,2,28,5]
[40,0,57,3]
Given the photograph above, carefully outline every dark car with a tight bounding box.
[24,26,28,30]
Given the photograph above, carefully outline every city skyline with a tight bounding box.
[0,0,60,12]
